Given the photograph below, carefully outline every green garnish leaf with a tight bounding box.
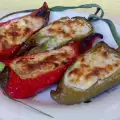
[51,4,104,18]
[88,14,120,47]
[0,4,104,21]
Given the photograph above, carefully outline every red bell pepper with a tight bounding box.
[0,33,103,98]
[0,2,50,61]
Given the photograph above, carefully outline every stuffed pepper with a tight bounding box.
[51,42,120,105]
[17,16,93,56]
[0,2,50,60]
[0,33,103,98]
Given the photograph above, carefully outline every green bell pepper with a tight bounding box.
[51,42,120,105]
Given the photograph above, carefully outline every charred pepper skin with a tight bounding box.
[0,2,50,61]
[0,33,102,99]
[51,42,120,105]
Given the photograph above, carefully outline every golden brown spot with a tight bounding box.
[106,65,113,71]
[57,30,65,34]
[58,31,72,38]
[0,35,10,50]
[24,19,29,24]
[67,19,84,27]
[26,61,54,72]
[9,31,20,37]
[0,35,4,40]
[1,40,9,49]
[4,24,21,40]
[48,27,71,38]
[77,19,84,26]
[70,77,80,84]
[57,27,62,31]
[44,52,71,66]
[102,50,108,58]
[47,28,55,33]
[24,27,31,35]
[67,20,76,26]
[81,57,85,62]
[53,21,61,25]
[16,58,29,64]
[69,68,83,76]
[85,67,107,79]
[114,63,119,67]
[63,32,71,38]
[81,64,89,68]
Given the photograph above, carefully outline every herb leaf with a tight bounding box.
[0,4,104,21]
[88,14,120,47]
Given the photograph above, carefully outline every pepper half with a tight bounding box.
[0,33,102,98]
[22,16,93,54]
[0,2,50,61]
[51,42,120,105]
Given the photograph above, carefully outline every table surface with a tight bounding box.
[0,0,119,24]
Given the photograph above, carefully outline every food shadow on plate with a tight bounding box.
[23,83,120,107]
[86,83,120,103]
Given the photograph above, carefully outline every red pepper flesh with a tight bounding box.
[3,33,103,98]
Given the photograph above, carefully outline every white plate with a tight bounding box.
[0,10,120,120]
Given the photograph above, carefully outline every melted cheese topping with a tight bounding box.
[0,16,44,50]
[35,17,92,49]
[10,46,75,79]
[65,43,120,90]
